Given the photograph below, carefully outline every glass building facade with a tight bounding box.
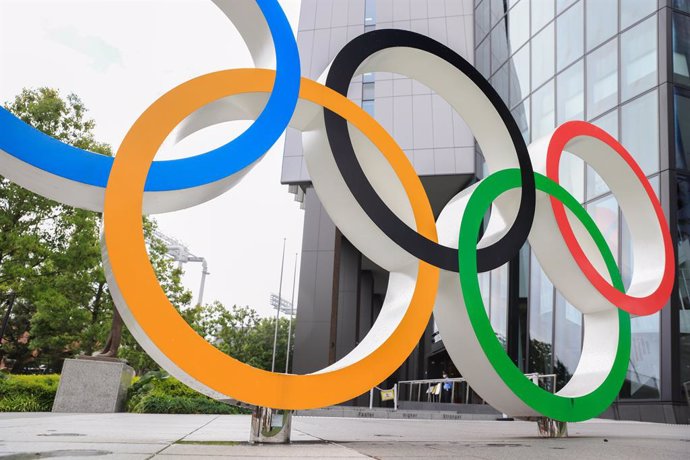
[285,0,689,423]
[475,0,684,423]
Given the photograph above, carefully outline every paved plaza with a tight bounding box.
[0,413,688,459]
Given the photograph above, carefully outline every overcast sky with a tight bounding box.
[0,0,304,318]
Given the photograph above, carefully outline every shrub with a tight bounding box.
[0,374,59,412]
[127,371,248,415]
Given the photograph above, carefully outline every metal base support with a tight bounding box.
[536,417,568,438]
[249,406,293,444]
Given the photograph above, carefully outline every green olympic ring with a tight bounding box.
[458,169,631,422]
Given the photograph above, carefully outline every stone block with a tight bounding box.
[52,358,134,413]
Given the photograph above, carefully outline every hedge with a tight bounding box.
[0,371,248,414]
[0,373,59,412]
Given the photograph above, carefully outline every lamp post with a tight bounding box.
[271,238,286,373]
[285,253,298,374]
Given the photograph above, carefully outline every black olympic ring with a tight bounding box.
[323,29,536,273]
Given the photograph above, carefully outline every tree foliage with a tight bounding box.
[0,87,292,379]
[0,88,191,373]
[187,302,294,372]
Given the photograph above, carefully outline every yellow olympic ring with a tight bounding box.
[103,69,440,409]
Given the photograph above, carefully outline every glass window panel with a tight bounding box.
[363,72,375,84]
[586,0,617,51]
[621,17,657,102]
[557,0,578,13]
[621,212,633,291]
[586,110,618,200]
[529,252,553,375]
[491,18,510,73]
[491,63,510,106]
[510,44,530,107]
[532,0,555,33]
[678,175,690,311]
[674,13,690,86]
[532,23,555,89]
[675,0,690,13]
[556,1,584,71]
[557,60,584,124]
[586,195,619,262]
[364,0,376,25]
[362,100,375,116]
[621,90,659,176]
[511,97,531,144]
[622,313,661,399]
[675,89,690,171]
[491,0,507,26]
[554,293,582,391]
[532,79,554,140]
[586,38,618,119]
[620,0,656,31]
[508,0,530,52]
[362,82,375,100]
[476,0,491,44]
[676,175,690,388]
[477,37,491,78]
[479,272,491,315]
[490,264,509,349]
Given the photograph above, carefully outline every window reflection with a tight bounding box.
[586,0,617,51]
[508,0,530,52]
[554,293,582,391]
[532,23,555,89]
[675,0,690,14]
[475,0,491,45]
[509,44,530,107]
[675,88,690,171]
[556,1,584,72]
[532,80,554,140]
[674,13,690,87]
[621,90,659,176]
[623,313,661,399]
[557,60,584,124]
[491,18,510,74]
[529,252,553,375]
[511,97,531,144]
[532,0,555,33]
[621,17,657,102]
[491,63,510,107]
[490,264,509,349]
[621,0,656,30]
[677,175,690,389]
[587,38,618,119]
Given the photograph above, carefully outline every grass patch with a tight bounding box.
[175,440,240,446]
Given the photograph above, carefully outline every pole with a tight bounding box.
[271,238,286,373]
[0,294,16,359]
[393,383,398,411]
[284,253,298,373]
[197,259,209,306]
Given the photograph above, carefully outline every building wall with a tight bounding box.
[287,0,478,387]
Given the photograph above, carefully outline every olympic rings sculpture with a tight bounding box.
[0,0,674,422]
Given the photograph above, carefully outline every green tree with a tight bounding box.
[0,88,191,373]
[187,302,294,372]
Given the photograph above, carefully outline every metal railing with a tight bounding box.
[396,373,557,406]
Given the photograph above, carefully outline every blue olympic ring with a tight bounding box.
[0,0,300,191]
